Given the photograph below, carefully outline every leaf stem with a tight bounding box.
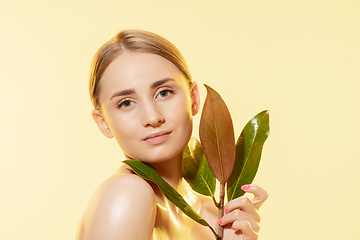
[212,196,220,208]
[209,226,220,240]
[217,184,225,240]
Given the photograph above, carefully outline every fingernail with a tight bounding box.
[241,184,251,190]
[224,207,228,214]
[217,218,222,225]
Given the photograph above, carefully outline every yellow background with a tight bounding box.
[1,0,359,239]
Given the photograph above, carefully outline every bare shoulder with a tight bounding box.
[76,164,156,240]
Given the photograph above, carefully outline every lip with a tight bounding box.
[142,131,173,145]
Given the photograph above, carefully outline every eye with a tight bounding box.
[117,99,134,109]
[156,89,175,99]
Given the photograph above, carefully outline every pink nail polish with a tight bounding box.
[241,184,251,190]
[224,207,228,214]
[217,218,222,225]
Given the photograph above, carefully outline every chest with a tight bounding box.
[151,204,216,240]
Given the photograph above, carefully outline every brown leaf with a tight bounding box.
[199,85,235,185]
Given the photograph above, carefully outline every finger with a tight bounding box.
[231,220,258,240]
[219,209,260,233]
[225,196,260,222]
[241,184,269,209]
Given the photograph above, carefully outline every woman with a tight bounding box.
[76,29,268,240]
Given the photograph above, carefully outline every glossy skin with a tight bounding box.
[76,52,268,240]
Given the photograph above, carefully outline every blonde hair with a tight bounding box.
[89,29,192,110]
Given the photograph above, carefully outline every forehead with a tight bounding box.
[99,52,185,96]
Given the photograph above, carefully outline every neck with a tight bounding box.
[151,152,184,191]
[150,152,198,212]
[124,151,194,205]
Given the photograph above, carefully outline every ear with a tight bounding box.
[91,109,114,138]
[189,82,200,116]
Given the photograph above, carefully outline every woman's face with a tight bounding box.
[93,52,200,163]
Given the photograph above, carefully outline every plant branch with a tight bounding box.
[209,226,220,240]
[212,196,220,208]
[217,184,225,240]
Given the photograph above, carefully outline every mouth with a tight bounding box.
[142,131,173,145]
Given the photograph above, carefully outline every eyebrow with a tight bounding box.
[150,78,174,88]
[110,89,136,100]
[109,78,175,101]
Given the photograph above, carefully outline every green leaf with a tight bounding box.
[227,110,270,201]
[182,137,216,197]
[123,160,210,227]
[199,85,235,185]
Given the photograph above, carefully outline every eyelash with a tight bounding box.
[116,99,134,109]
[156,88,176,98]
[115,88,176,109]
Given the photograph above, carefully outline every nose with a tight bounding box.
[141,102,165,128]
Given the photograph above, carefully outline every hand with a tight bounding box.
[218,184,268,240]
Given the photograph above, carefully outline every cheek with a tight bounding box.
[107,113,139,144]
[165,94,192,122]
[168,97,193,136]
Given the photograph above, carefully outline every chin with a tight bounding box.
[131,148,184,164]
[124,141,189,164]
